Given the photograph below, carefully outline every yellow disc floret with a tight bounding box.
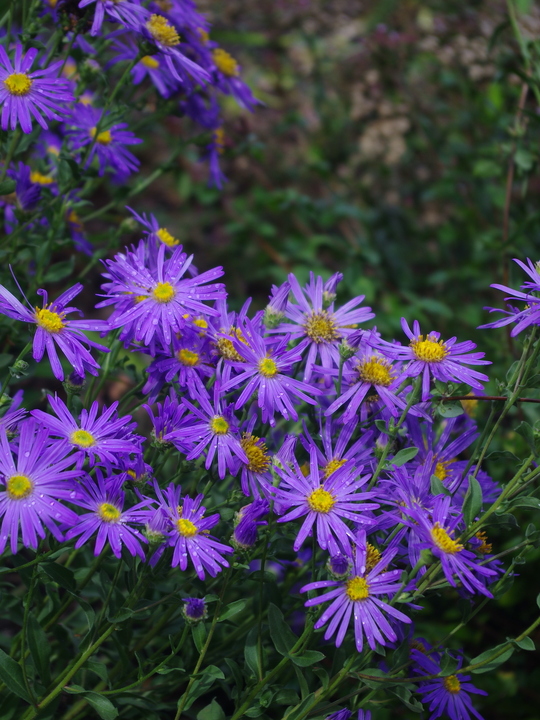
[177,349,199,366]
[307,487,336,513]
[443,675,461,694]
[410,334,448,363]
[70,429,96,448]
[89,127,112,145]
[30,171,53,185]
[35,307,65,333]
[216,326,247,361]
[147,14,180,46]
[304,311,339,344]
[434,460,454,482]
[357,356,395,387]
[176,518,197,537]
[210,416,229,435]
[156,227,180,247]
[431,523,463,554]
[4,73,33,96]
[258,357,279,377]
[141,55,160,69]
[323,457,347,479]
[6,474,33,500]
[346,576,370,601]
[212,48,239,76]
[365,543,382,572]
[240,434,271,473]
[98,503,121,522]
[152,281,176,303]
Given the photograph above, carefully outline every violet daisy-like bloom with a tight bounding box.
[67,473,152,559]
[232,498,269,550]
[236,416,273,497]
[274,446,378,555]
[32,395,142,469]
[66,105,142,181]
[98,243,224,350]
[406,495,496,597]
[78,0,149,36]
[0,44,73,133]
[180,385,248,479]
[127,206,182,249]
[479,257,540,336]
[1,162,42,233]
[270,272,375,382]
[221,318,321,426]
[0,280,109,381]
[150,482,233,578]
[382,319,490,401]
[301,531,411,652]
[411,649,487,720]
[143,392,191,451]
[111,38,179,98]
[0,420,80,554]
[211,46,259,111]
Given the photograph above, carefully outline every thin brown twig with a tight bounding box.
[443,394,540,404]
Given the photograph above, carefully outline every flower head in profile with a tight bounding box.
[78,0,149,36]
[0,420,80,555]
[150,482,233,579]
[381,319,490,401]
[301,531,411,652]
[479,258,540,336]
[0,44,73,133]
[0,280,109,381]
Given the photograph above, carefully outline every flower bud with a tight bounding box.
[326,553,351,580]
[182,597,207,624]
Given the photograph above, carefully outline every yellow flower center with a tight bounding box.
[127,469,137,479]
[35,307,66,333]
[357,356,395,387]
[214,127,225,154]
[177,349,199,366]
[147,14,180,46]
[216,326,247,361]
[323,457,347,479]
[152,282,176,303]
[240,434,271,473]
[300,462,310,477]
[70,429,96,448]
[156,227,180,247]
[460,393,479,417]
[307,487,336,513]
[431,523,463,554]
[6,474,33,500]
[30,171,53,185]
[366,543,382,572]
[47,145,60,156]
[210,416,229,435]
[258,357,279,377]
[141,55,160,69]
[212,48,239,76]
[474,531,492,554]
[176,518,197,537]
[199,28,210,44]
[67,210,83,230]
[410,335,448,363]
[443,675,461,694]
[304,311,339,344]
[89,127,112,145]
[4,72,33,96]
[346,576,370,601]
[434,460,453,482]
[98,503,121,522]
[193,318,208,332]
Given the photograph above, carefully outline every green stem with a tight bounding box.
[1,341,32,393]
[0,128,22,183]
[21,569,38,706]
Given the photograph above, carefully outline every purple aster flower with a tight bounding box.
[78,0,149,36]
[0,389,27,434]
[221,318,321,426]
[0,280,109,381]
[126,206,182,249]
[66,105,142,182]
[236,416,273,498]
[326,711,351,720]
[301,417,375,479]
[98,243,224,351]
[406,495,497,597]
[0,44,73,133]
[210,47,259,111]
[205,127,228,189]
[301,531,411,651]
[232,498,269,550]
[183,597,207,623]
[150,482,233,578]
[67,472,152,559]
[32,395,142,469]
[110,37,179,98]
[1,162,42,233]
[381,319,491,401]
[264,280,291,328]
[143,392,190,450]
[0,420,80,554]
[411,649,487,720]
[180,385,248,479]
[274,445,378,555]
[479,258,540,336]
[270,272,375,382]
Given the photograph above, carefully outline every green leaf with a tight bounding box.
[390,447,419,467]
[508,496,540,510]
[84,692,118,720]
[0,180,16,195]
[437,402,464,418]
[27,615,51,685]
[268,603,297,656]
[192,622,207,653]
[107,608,134,624]
[275,688,300,705]
[283,693,316,720]
[375,419,388,433]
[469,644,514,673]
[0,648,31,702]
[516,421,536,453]
[290,650,325,667]
[462,476,483,526]
[244,626,261,678]
[40,562,76,592]
[511,636,535,651]
[43,258,75,284]
[197,699,226,720]
[183,666,224,712]
[391,685,423,713]
[440,651,460,676]
[85,659,109,682]
[430,474,451,497]
[219,599,247,622]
